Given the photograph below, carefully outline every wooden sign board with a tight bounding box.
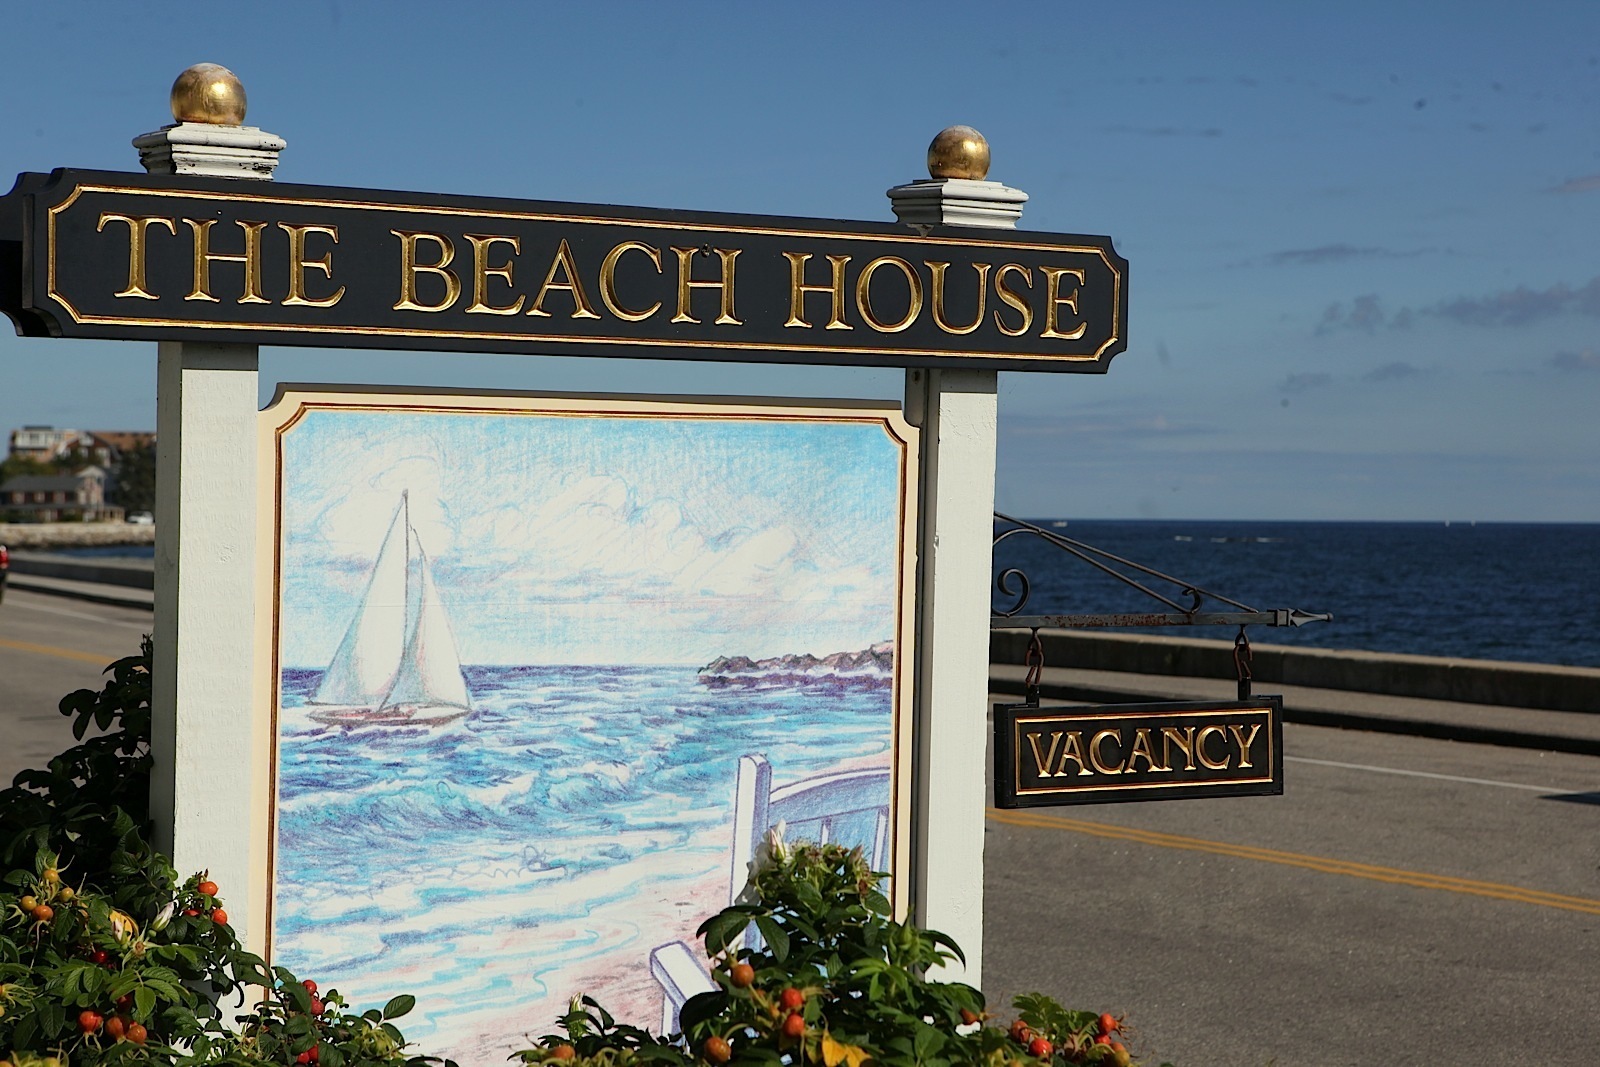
[0,169,1127,372]
[254,387,919,1059]
[994,698,1284,807]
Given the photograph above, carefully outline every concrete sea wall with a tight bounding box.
[992,628,1600,714]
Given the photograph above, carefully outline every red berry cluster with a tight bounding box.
[292,978,327,1063]
[75,1006,148,1045]
[1007,1012,1132,1065]
[181,876,228,924]
[694,975,812,1063]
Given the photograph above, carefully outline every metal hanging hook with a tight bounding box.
[1023,628,1044,706]
[1233,626,1253,701]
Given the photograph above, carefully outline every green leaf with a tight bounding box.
[752,915,790,962]
[677,990,729,1032]
[37,996,65,1038]
[926,929,967,967]
[700,910,750,954]
[135,985,157,1019]
[792,878,825,913]
[383,993,416,1019]
[285,980,313,1014]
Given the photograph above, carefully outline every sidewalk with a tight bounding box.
[991,663,1600,757]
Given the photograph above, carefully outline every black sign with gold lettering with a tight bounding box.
[994,698,1284,807]
[0,170,1128,371]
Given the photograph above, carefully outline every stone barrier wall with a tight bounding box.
[0,522,156,549]
[992,628,1600,715]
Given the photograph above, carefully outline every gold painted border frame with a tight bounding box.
[252,384,920,972]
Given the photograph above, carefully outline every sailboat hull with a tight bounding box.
[306,703,470,727]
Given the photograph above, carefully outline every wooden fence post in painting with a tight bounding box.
[892,126,1029,985]
[143,64,283,954]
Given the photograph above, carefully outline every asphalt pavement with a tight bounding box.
[0,586,153,785]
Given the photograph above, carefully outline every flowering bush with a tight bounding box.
[515,836,1168,1067]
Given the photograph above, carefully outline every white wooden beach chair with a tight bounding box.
[649,754,891,1034]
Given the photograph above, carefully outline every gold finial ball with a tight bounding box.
[170,63,247,125]
[927,125,990,180]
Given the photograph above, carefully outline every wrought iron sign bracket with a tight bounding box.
[990,512,1331,703]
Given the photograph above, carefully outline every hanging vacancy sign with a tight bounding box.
[993,698,1285,807]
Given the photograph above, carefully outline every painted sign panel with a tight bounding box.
[993,699,1283,807]
[1,169,1127,371]
[258,389,915,1065]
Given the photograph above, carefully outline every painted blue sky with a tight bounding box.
[2,1,1597,521]
[277,402,906,666]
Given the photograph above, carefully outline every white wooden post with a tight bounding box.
[892,127,1028,985]
[151,341,265,947]
[904,368,997,984]
[142,64,283,953]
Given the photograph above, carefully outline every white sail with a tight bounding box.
[310,497,409,706]
[307,492,473,726]
[382,544,471,712]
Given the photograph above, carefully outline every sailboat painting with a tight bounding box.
[263,389,916,1067]
[306,492,472,726]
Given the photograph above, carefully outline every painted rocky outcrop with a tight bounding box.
[698,640,894,688]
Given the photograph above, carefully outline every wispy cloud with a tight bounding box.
[1362,361,1430,383]
[1316,276,1600,333]
[1551,174,1600,194]
[1550,350,1600,371]
[1432,276,1600,326]
[1316,294,1389,334]
[1269,244,1435,267]
[1271,245,1386,266]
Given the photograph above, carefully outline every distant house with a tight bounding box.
[0,467,123,522]
[86,430,157,467]
[6,426,155,467]
[8,426,95,463]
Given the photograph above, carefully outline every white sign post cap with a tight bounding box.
[887,126,1027,231]
[132,63,284,180]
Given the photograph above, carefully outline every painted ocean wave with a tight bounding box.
[273,663,894,1064]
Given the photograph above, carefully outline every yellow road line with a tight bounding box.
[987,807,1600,917]
[0,636,112,666]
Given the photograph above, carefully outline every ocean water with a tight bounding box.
[273,665,894,1064]
[993,520,1600,668]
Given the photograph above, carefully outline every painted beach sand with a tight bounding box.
[269,398,912,1064]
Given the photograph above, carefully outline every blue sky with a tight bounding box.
[2,1,1597,521]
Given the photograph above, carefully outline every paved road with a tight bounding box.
[3,593,1597,1063]
[0,586,152,785]
[982,714,1600,1066]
